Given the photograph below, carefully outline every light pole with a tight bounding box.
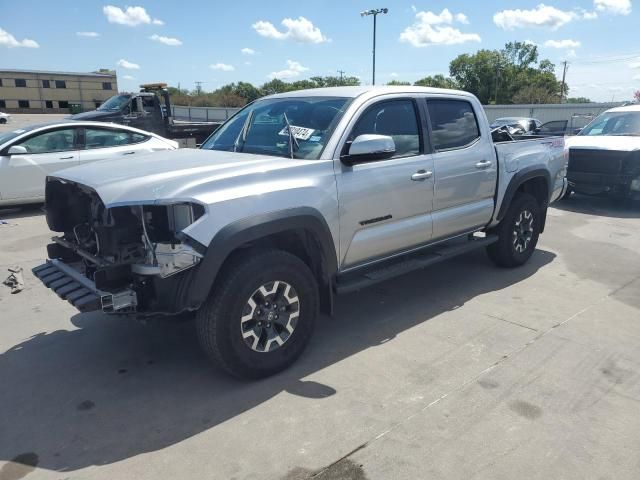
[361,8,388,85]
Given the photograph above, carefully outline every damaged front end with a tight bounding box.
[33,178,206,315]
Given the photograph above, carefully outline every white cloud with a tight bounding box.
[268,60,309,79]
[149,34,182,46]
[455,13,470,24]
[244,61,252,66]
[103,5,163,26]
[629,60,640,68]
[595,0,632,15]
[581,9,599,19]
[0,28,39,48]
[116,58,140,69]
[389,72,399,78]
[545,39,581,48]
[634,73,640,80]
[411,5,417,13]
[210,63,235,71]
[252,17,329,43]
[241,47,255,55]
[524,39,539,46]
[493,4,577,30]
[77,31,100,37]
[400,9,481,47]
[123,75,135,80]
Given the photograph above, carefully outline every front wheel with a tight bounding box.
[487,193,541,268]
[196,250,318,379]
[0,118,7,124]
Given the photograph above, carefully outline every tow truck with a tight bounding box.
[70,83,223,146]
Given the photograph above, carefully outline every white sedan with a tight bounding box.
[0,121,178,206]
[0,112,10,124]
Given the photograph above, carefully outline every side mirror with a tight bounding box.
[342,134,395,166]
[8,145,28,155]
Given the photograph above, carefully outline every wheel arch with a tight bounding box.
[497,167,551,232]
[188,207,337,315]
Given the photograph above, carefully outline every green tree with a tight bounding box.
[232,82,262,103]
[414,74,458,89]
[449,42,564,105]
[566,97,593,104]
[387,80,411,86]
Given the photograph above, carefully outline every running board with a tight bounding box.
[335,234,498,294]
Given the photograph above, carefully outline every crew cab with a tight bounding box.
[564,104,640,199]
[33,86,567,378]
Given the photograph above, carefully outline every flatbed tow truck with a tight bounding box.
[70,83,223,146]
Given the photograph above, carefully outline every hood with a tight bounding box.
[53,149,318,207]
[69,110,118,121]
[565,135,640,152]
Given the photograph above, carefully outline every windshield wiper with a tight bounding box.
[233,110,254,152]
[283,112,299,159]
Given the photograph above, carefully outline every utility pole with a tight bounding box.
[494,65,500,104]
[194,81,203,95]
[361,8,388,85]
[337,69,346,84]
[560,61,569,103]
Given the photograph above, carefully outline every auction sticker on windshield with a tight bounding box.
[278,126,315,141]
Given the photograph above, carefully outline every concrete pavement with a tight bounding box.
[0,196,638,480]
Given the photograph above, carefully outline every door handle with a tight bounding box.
[475,160,492,169]
[411,170,433,181]
[59,156,74,160]
[123,151,135,155]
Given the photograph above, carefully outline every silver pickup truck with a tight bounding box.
[34,86,567,378]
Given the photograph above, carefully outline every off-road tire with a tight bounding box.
[0,118,7,124]
[196,249,318,379]
[487,193,541,268]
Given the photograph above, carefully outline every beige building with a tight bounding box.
[0,69,118,113]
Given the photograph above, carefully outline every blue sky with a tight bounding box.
[1,0,639,101]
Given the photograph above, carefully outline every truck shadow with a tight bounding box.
[553,194,640,219]
[0,203,44,220]
[0,249,554,473]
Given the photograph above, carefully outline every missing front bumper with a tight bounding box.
[32,260,137,313]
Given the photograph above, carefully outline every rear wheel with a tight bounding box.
[487,193,541,268]
[196,250,318,379]
[0,118,7,124]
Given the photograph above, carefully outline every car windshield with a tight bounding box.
[0,129,30,146]
[201,96,351,160]
[579,111,640,136]
[98,95,131,111]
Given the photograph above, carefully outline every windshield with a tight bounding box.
[0,129,29,146]
[579,111,640,136]
[98,95,131,111]
[201,96,351,160]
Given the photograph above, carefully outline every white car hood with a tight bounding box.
[53,148,316,207]
[565,135,640,151]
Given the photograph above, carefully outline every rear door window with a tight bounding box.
[426,99,480,151]
[83,128,149,149]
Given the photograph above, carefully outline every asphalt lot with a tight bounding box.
[1,116,640,479]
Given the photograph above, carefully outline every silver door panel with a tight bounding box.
[432,198,494,240]
[343,212,433,266]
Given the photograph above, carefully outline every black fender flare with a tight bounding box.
[187,207,338,311]
[497,166,552,223]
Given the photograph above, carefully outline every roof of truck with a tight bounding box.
[607,104,640,113]
[267,85,473,100]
